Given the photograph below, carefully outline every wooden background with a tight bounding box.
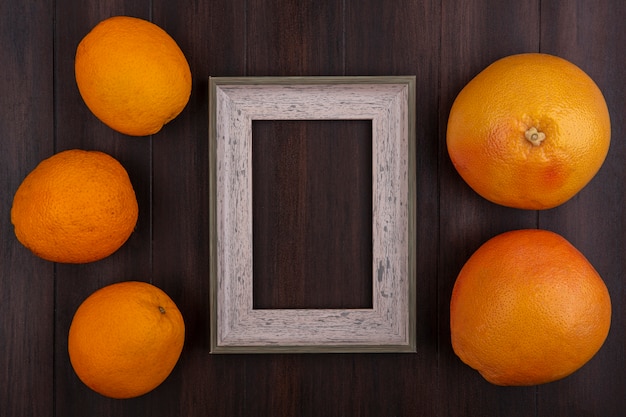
[2,0,625,416]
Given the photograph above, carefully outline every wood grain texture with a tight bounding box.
[437,1,542,415]
[536,2,626,416]
[52,1,156,415]
[0,2,55,417]
[151,0,248,415]
[1,0,625,415]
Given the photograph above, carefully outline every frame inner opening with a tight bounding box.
[252,119,373,309]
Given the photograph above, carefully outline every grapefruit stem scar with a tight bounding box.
[525,127,546,146]
[446,53,611,210]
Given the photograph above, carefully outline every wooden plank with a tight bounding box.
[52,1,154,416]
[536,1,626,416]
[150,0,248,415]
[438,0,541,415]
[246,0,345,76]
[0,2,55,416]
[239,0,349,413]
[344,0,441,415]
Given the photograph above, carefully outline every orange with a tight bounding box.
[75,16,192,136]
[446,53,611,209]
[68,281,185,399]
[450,229,611,386]
[11,149,138,263]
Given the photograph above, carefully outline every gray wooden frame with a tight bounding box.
[209,76,416,353]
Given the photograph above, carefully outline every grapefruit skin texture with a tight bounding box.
[450,229,611,386]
